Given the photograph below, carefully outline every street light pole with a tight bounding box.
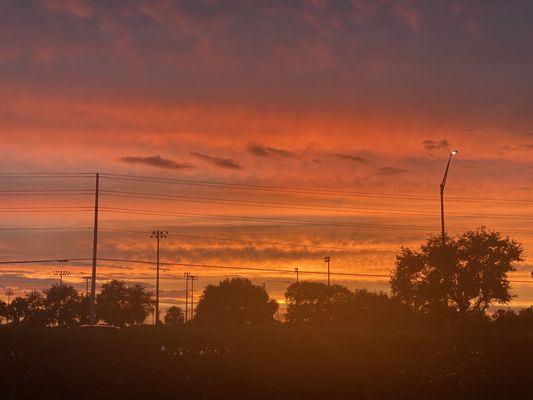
[440,150,458,245]
[324,257,331,288]
[440,149,458,331]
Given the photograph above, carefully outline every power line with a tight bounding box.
[0,227,91,232]
[0,257,531,284]
[0,172,94,176]
[100,190,533,221]
[100,172,533,205]
[96,257,392,278]
[100,206,441,229]
[98,206,533,235]
[0,258,90,265]
[3,171,532,205]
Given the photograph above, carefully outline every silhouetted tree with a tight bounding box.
[195,278,278,326]
[492,307,533,331]
[44,284,82,327]
[391,227,523,319]
[164,306,184,325]
[285,282,350,324]
[0,300,7,323]
[96,280,154,326]
[286,282,408,327]
[7,291,48,326]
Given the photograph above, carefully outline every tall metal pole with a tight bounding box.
[190,275,197,321]
[6,288,13,305]
[440,150,458,332]
[324,257,331,288]
[82,277,91,297]
[184,272,190,323]
[295,267,299,284]
[156,233,160,324]
[5,288,13,324]
[53,270,70,327]
[89,173,99,325]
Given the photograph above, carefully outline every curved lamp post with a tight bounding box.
[440,150,459,245]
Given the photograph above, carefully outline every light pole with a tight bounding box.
[53,270,70,287]
[440,149,458,331]
[53,270,70,327]
[151,230,167,325]
[294,267,299,284]
[5,288,13,324]
[189,275,197,321]
[82,277,92,297]
[324,257,331,288]
[440,150,458,245]
[5,288,13,305]
[184,272,190,323]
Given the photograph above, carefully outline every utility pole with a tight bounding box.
[324,256,331,288]
[294,267,299,284]
[53,270,70,327]
[89,172,99,325]
[189,275,197,321]
[151,230,167,325]
[184,272,190,323]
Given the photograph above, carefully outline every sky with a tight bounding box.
[1,0,533,314]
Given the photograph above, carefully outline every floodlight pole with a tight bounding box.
[189,275,197,321]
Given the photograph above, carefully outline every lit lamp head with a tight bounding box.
[451,150,459,155]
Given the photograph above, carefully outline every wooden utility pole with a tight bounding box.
[89,173,99,325]
[151,230,167,325]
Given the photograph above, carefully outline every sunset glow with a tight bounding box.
[1,0,533,314]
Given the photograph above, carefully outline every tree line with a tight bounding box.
[1,227,531,330]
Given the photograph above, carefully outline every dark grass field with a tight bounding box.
[1,326,532,399]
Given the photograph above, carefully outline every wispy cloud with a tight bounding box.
[119,155,193,170]
[502,144,533,152]
[423,139,449,151]
[337,153,368,163]
[191,152,243,170]
[375,166,409,175]
[246,143,300,160]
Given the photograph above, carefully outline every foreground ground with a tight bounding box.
[1,326,532,399]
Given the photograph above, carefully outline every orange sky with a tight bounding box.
[1,0,533,312]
